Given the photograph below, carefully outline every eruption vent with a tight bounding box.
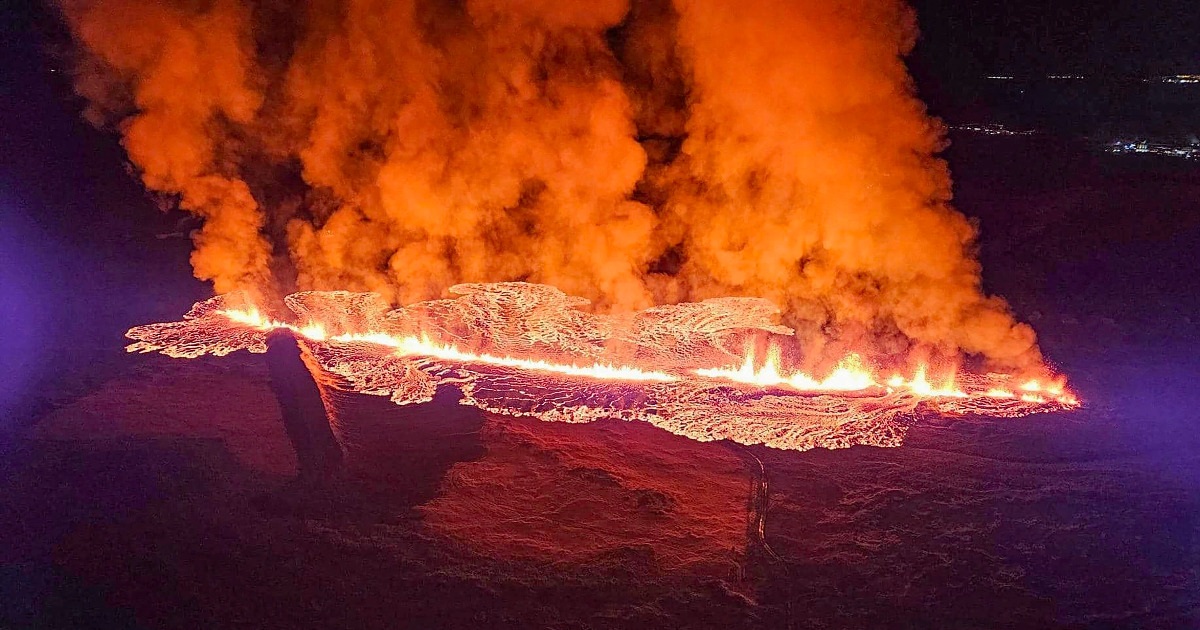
[62,0,1044,372]
[127,284,1077,452]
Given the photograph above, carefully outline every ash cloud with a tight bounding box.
[57,0,1042,370]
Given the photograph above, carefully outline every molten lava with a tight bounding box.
[127,283,1078,451]
[220,307,679,383]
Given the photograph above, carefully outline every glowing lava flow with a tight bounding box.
[126,284,1079,452]
[697,347,882,393]
[228,306,1074,404]
[218,308,679,383]
[692,344,1076,405]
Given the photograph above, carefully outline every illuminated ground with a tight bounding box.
[6,349,1198,628]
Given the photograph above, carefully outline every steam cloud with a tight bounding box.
[57,0,1042,370]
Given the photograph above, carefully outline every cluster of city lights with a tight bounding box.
[1106,139,1200,160]
[985,74,1200,84]
[950,123,1035,137]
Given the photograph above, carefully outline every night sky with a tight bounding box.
[6,0,1200,90]
[910,0,1200,78]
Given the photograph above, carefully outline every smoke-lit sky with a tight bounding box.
[2,0,1196,386]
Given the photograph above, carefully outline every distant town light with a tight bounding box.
[1106,138,1200,159]
[949,123,1034,137]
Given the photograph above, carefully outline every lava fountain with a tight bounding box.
[127,283,1077,452]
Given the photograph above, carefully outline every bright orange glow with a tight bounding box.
[384,334,679,383]
[690,343,1061,403]
[126,287,1081,452]
[218,308,679,383]
[696,346,877,392]
[222,306,1077,405]
[906,365,968,398]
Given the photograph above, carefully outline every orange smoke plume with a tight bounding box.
[58,0,1043,371]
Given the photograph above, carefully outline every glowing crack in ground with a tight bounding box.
[126,283,1078,451]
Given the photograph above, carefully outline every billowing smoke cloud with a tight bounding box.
[62,0,271,293]
[57,0,1041,370]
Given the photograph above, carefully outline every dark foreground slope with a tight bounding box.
[4,135,1200,628]
[5,328,1198,629]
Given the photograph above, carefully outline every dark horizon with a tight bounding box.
[909,0,1200,78]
